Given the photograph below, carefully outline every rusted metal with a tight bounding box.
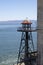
[21,20,32,24]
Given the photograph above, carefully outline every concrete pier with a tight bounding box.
[37,0,43,65]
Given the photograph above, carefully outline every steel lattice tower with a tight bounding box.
[17,20,37,65]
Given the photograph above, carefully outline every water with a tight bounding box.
[0,20,37,65]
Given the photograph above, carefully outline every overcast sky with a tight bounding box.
[0,0,37,21]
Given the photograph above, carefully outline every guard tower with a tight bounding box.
[17,20,37,65]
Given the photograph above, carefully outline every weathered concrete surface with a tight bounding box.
[37,0,43,65]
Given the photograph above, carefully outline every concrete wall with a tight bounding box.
[37,0,43,65]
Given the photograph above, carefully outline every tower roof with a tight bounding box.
[21,20,32,24]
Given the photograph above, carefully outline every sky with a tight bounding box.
[0,0,37,21]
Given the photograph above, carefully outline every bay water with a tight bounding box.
[0,20,37,65]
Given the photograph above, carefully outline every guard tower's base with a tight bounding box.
[15,63,25,65]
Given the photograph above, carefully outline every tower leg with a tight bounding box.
[25,32,29,65]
